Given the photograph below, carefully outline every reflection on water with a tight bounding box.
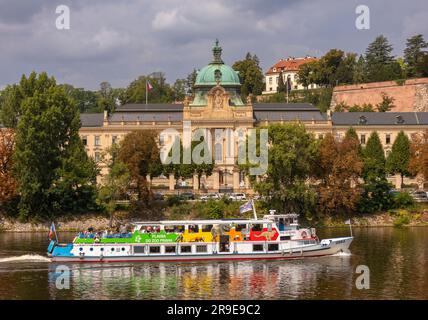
[0,227,427,300]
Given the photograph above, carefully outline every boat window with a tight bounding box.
[268,244,279,251]
[251,224,263,232]
[235,224,247,231]
[267,224,272,231]
[149,246,161,254]
[164,226,176,233]
[188,225,199,233]
[180,245,192,253]
[165,246,176,253]
[134,246,145,254]
[202,225,213,232]
[140,225,161,233]
[253,244,264,252]
[196,245,207,253]
[280,236,291,241]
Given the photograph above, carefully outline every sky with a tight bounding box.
[0,0,427,90]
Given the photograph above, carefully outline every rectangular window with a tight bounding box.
[180,245,192,253]
[386,134,391,145]
[269,77,272,84]
[251,224,263,232]
[280,236,291,241]
[82,136,87,146]
[94,135,100,146]
[318,134,324,140]
[164,246,176,253]
[202,225,213,232]
[276,77,279,84]
[133,246,145,254]
[360,134,366,145]
[196,245,207,253]
[112,135,118,145]
[149,246,161,254]
[253,244,264,252]
[94,152,101,162]
[268,243,279,251]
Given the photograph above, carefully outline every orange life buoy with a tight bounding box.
[301,231,308,239]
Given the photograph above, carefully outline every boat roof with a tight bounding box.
[132,219,273,226]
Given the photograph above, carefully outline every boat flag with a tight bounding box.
[344,219,351,225]
[48,222,58,242]
[239,200,253,214]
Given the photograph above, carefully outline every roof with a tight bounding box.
[254,111,327,122]
[109,112,182,122]
[80,113,104,127]
[253,103,319,111]
[332,112,428,126]
[116,103,183,112]
[266,57,318,75]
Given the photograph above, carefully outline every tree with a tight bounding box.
[117,130,160,207]
[13,72,95,220]
[353,55,366,84]
[376,93,395,112]
[409,130,428,183]
[277,71,287,93]
[365,35,403,82]
[232,53,264,98]
[97,161,130,225]
[59,84,99,113]
[172,79,186,102]
[404,34,428,78]
[185,69,198,96]
[386,131,411,188]
[416,52,428,77]
[359,131,393,213]
[255,123,318,217]
[122,73,174,104]
[0,129,17,206]
[297,61,319,88]
[315,133,363,216]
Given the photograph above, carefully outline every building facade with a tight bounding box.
[79,42,428,192]
[262,56,318,94]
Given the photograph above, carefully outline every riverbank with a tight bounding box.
[1,204,428,232]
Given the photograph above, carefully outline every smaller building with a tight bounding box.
[263,56,318,94]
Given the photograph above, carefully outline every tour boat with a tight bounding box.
[47,214,353,262]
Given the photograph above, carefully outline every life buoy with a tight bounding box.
[301,231,308,239]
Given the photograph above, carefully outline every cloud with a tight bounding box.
[0,0,427,90]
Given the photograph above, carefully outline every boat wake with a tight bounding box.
[0,254,51,263]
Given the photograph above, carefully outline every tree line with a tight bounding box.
[253,124,428,218]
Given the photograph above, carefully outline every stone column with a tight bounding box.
[169,173,175,191]
[233,169,240,192]
[212,170,220,192]
[394,174,401,189]
[193,172,199,192]
[146,174,151,190]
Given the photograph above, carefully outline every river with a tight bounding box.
[0,227,427,300]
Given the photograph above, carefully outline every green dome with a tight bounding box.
[195,64,241,86]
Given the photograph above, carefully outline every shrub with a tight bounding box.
[392,192,414,209]
[166,195,182,207]
[392,209,411,227]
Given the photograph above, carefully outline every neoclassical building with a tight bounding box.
[79,41,428,192]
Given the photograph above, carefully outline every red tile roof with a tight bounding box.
[266,57,318,75]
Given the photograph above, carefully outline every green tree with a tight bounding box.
[359,131,392,213]
[277,71,287,93]
[185,69,198,96]
[59,84,99,113]
[404,34,428,78]
[13,72,94,220]
[232,53,264,98]
[376,93,395,112]
[386,131,411,187]
[172,79,186,101]
[353,55,366,83]
[365,35,403,82]
[255,123,318,217]
[122,73,174,104]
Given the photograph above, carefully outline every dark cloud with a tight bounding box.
[0,0,427,90]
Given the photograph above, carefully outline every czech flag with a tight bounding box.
[48,222,57,241]
[146,81,153,92]
[239,200,253,214]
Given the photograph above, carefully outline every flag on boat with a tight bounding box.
[48,222,56,240]
[344,219,351,225]
[239,200,253,214]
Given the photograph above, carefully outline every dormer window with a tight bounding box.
[396,115,404,124]
[273,68,276,72]
[358,115,367,125]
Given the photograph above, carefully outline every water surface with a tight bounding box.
[0,227,427,299]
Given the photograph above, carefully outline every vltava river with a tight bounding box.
[0,227,427,299]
